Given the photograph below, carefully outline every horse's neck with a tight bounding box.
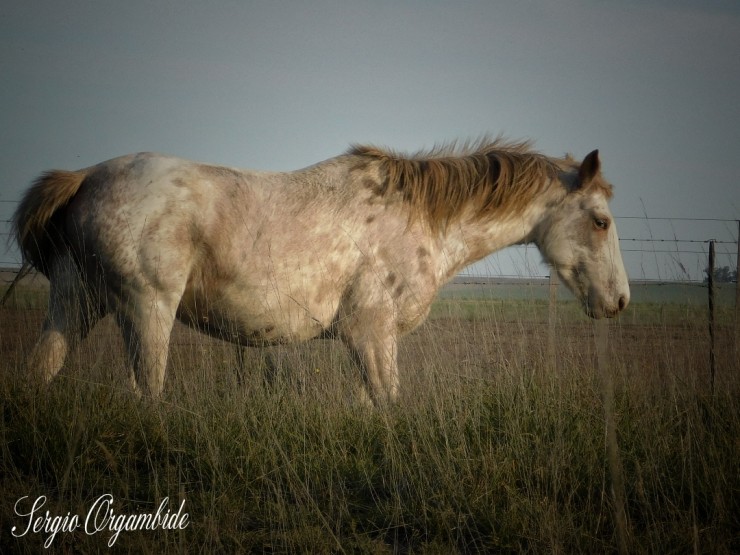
[436,200,550,282]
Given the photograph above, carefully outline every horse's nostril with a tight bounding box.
[618,295,627,311]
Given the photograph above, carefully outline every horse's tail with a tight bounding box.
[12,169,87,276]
[0,261,31,307]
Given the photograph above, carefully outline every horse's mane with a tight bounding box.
[348,138,571,231]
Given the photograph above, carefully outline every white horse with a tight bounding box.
[13,139,629,404]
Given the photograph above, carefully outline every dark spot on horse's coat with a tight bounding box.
[363,178,385,197]
[172,178,188,189]
[263,325,275,334]
[416,247,431,275]
[144,219,161,240]
[187,220,203,242]
[385,272,397,287]
[366,215,375,224]
[393,284,405,299]
[350,159,370,174]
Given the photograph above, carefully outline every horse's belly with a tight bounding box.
[177,287,338,345]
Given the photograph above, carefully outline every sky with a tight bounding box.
[1,0,738,281]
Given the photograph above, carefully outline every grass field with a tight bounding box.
[1,274,738,553]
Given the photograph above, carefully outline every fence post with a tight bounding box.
[595,320,630,554]
[735,221,739,358]
[547,272,558,370]
[708,240,716,394]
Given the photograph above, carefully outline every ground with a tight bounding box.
[0,271,738,552]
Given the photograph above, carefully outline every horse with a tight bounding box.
[12,138,629,404]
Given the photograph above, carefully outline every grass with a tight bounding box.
[1,280,739,553]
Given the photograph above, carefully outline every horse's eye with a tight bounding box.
[594,217,609,230]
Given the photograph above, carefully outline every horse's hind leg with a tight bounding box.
[28,253,101,382]
[116,290,179,398]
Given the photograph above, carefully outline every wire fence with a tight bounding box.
[2,207,738,371]
[0,206,738,285]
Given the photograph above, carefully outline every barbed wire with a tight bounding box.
[617,216,737,222]
[1,211,738,222]
[620,238,735,244]
[1,204,737,281]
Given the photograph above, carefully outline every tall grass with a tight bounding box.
[1,284,738,553]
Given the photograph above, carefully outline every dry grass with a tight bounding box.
[0,282,738,553]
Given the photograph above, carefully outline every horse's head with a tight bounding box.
[535,150,630,318]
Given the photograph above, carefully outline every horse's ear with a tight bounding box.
[578,149,600,186]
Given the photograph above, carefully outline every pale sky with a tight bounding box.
[1,1,738,280]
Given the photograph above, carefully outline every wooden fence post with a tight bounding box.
[595,320,630,554]
[547,272,558,370]
[708,240,716,394]
[735,221,739,359]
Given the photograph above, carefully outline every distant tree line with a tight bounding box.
[704,265,738,283]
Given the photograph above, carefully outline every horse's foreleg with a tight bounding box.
[354,336,399,406]
[340,310,400,406]
[117,294,178,398]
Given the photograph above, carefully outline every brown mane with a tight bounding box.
[348,138,569,231]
